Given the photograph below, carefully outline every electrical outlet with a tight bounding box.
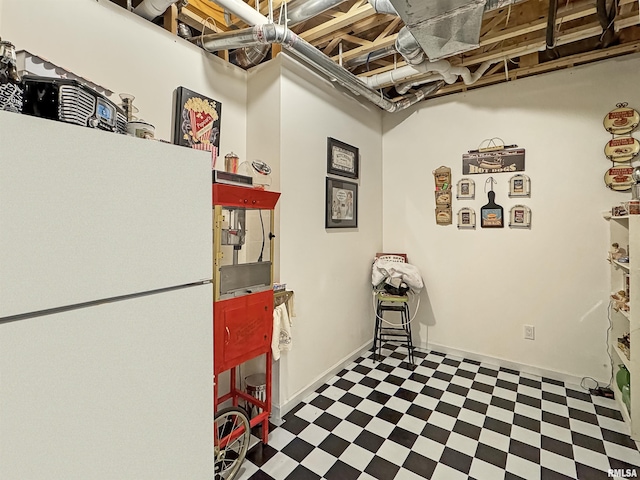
[524,325,535,340]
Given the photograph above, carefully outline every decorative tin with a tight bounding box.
[456,178,475,199]
[604,136,640,163]
[508,174,531,197]
[603,103,639,134]
[457,208,476,229]
[604,166,635,191]
[509,205,531,229]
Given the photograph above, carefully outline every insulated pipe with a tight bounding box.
[133,0,179,20]
[213,0,272,25]
[395,27,424,65]
[364,59,457,89]
[196,24,443,112]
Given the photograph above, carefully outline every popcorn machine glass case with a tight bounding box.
[212,183,280,445]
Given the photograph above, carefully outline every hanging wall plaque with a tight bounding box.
[604,136,640,163]
[433,166,451,189]
[603,103,639,135]
[435,206,452,225]
[481,177,504,228]
[435,188,452,206]
[508,174,531,197]
[456,178,475,199]
[509,205,531,228]
[604,166,634,191]
[457,208,476,229]
[480,177,504,228]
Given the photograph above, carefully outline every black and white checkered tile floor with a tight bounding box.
[236,344,640,480]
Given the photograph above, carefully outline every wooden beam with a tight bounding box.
[429,41,640,97]
[340,34,372,47]
[300,3,375,43]
[331,34,397,62]
[479,3,597,48]
[375,17,401,42]
[164,3,178,35]
[462,21,603,67]
[186,0,228,27]
[323,37,343,55]
[312,14,396,47]
[180,4,227,33]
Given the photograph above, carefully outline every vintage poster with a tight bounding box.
[173,86,222,167]
[462,147,525,175]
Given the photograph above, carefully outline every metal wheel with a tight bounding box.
[214,407,251,480]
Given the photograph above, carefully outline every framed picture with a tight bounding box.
[509,174,531,197]
[326,177,358,228]
[327,137,359,179]
[457,208,476,229]
[173,86,222,168]
[509,205,532,228]
[456,178,475,199]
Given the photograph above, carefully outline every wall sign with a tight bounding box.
[603,103,639,135]
[462,147,525,174]
[604,166,634,191]
[604,136,640,163]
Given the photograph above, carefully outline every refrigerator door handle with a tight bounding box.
[225,326,230,345]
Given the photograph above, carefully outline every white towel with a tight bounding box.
[272,303,292,361]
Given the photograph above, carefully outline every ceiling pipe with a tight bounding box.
[213,0,272,25]
[133,0,180,20]
[195,24,440,112]
[231,0,350,68]
[546,0,558,49]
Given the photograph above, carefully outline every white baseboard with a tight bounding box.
[271,340,597,424]
[271,340,373,423]
[422,341,592,387]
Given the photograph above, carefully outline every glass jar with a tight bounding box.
[616,365,630,392]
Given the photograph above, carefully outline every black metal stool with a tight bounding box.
[372,292,415,366]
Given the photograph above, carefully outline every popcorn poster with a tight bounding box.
[173,86,222,168]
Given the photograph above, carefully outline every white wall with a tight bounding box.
[382,53,640,383]
[277,55,383,410]
[1,0,247,157]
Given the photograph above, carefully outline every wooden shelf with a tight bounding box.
[606,206,639,440]
[613,259,630,270]
[613,343,631,371]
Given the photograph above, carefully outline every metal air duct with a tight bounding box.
[196,23,441,112]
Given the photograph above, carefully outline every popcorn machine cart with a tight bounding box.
[212,183,280,444]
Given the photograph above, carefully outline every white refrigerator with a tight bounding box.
[0,111,214,480]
